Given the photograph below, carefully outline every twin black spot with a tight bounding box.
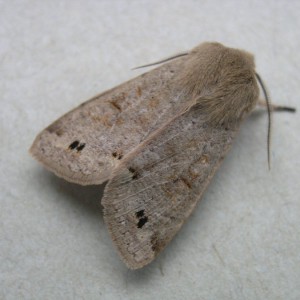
[135,209,148,228]
[112,151,123,160]
[68,140,86,152]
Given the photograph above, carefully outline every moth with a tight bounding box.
[30,42,295,269]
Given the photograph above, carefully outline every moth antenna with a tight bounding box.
[132,51,189,70]
[270,105,296,113]
[257,100,296,113]
[255,73,272,170]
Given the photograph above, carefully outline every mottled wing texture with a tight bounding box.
[102,106,240,269]
[30,59,188,185]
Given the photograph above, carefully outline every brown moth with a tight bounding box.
[30,42,295,269]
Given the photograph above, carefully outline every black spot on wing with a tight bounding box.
[76,143,85,152]
[69,141,80,150]
[68,140,85,152]
[137,216,148,228]
[135,210,145,218]
[128,167,140,180]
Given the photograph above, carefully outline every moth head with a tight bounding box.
[180,42,259,127]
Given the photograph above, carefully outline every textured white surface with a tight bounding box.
[1,1,299,299]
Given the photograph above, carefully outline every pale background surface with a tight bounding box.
[1,1,299,299]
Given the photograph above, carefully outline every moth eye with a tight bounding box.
[69,140,80,150]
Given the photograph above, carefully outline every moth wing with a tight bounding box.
[30,59,186,185]
[102,105,240,269]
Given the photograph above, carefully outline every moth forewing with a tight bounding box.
[30,42,257,186]
[30,58,188,185]
[31,42,264,269]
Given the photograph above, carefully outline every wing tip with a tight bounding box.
[102,175,157,270]
[29,134,109,186]
[103,211,156,270]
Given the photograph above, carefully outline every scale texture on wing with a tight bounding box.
[102,105,242,269]
[30,42,258,186]
[101,43,260,269]
[30,59,187,185]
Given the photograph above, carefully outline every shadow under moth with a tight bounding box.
[30,42,295,269]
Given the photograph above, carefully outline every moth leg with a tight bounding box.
[257,100,296,112]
